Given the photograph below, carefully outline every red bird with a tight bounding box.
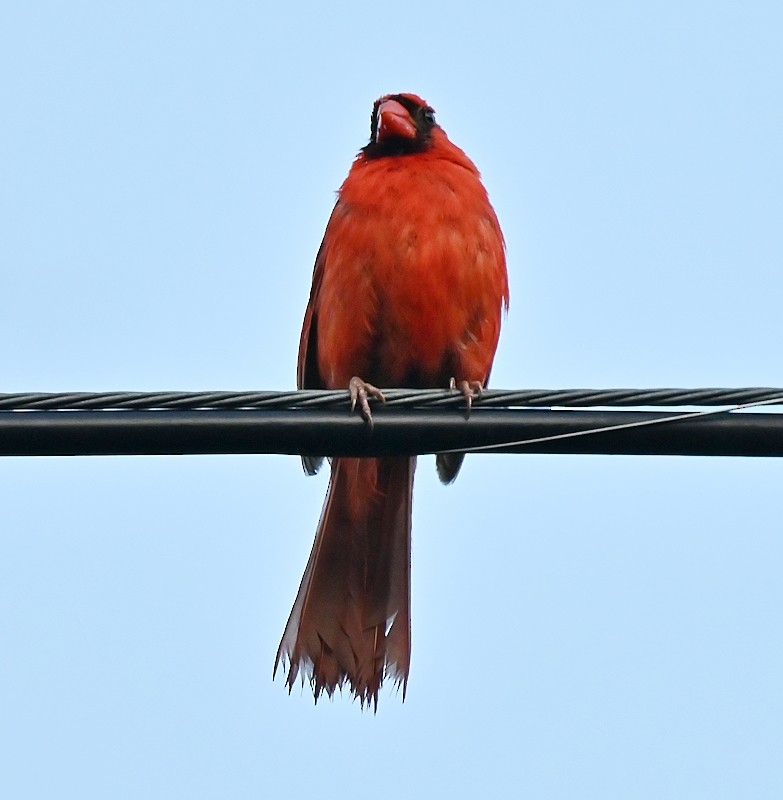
[275,93,509,708]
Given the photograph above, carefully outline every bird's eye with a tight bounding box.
[422,108,436,125]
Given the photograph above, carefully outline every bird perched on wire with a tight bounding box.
[274,93,509,709]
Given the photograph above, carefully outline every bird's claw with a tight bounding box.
[449,378,484,416]
[349,377,385,425]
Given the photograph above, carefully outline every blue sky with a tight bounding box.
[2,2,782,797]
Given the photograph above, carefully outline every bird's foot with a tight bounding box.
[449,378,484,416]
[349,377,385,425]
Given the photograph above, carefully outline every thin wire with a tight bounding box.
[448,395,783,455]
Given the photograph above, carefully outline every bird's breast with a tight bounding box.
[315,155,507,388]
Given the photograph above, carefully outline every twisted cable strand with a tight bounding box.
[1,387,783,412]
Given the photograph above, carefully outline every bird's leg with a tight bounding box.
[449,377,484,416]
[349,376,385,425]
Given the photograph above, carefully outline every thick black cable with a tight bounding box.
[2,406,783,458]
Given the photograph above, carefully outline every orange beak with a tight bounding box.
[377,98,417,141]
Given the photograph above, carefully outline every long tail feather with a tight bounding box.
[274,456,414,710]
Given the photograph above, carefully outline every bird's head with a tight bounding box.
[362,93,439,158]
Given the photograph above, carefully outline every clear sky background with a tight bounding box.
[2,2,782,798]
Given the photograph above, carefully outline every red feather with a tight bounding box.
[275,94,508,708]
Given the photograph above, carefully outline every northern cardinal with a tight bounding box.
[275,93,509,708]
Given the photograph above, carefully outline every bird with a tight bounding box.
[274,93,509,709]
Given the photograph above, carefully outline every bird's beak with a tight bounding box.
[376,98,417,142]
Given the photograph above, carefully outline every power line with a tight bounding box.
[2,387,783,411]
[1,389,783,458]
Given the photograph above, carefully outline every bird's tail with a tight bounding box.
[274,456,414,710]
